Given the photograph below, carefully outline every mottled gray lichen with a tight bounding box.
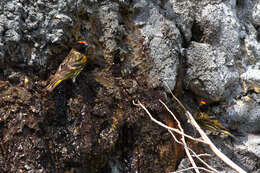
[1,0,260,172]
[184,42,239,101]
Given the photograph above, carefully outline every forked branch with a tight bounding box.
[133,91,246,173]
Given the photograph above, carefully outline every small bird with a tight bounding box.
[45,40,89,92]
[195,112,236,138]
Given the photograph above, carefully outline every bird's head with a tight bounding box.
[74,40,89,54]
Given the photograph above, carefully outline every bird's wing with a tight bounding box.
[45,49,87,92]
[59,49,86,70]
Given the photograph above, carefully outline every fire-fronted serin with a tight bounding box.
[45,41,88,92]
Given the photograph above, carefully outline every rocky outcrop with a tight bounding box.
[0,0,260,172]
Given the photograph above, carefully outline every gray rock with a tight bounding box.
[241,68,260,82]
[221,0,260,134]
[184,42,239,101]
[199,2,242,57]
[243,134,260,157]
[252,1,260,25]
[225,99,260,133]
[241,22,260,64]
[133,0,182,90]
[1,0,260,172]
[0,0,94,73]
[170,0,194,42]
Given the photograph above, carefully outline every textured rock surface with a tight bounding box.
[0,0,260,172]
[184,42,239,102]
[133,0,181,90]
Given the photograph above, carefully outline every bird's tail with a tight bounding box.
[45,78,63,92]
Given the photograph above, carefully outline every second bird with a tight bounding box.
[45,41,89,92]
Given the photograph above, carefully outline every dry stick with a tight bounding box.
[133,100,215,172]
[159,100,200,173]
[188,147,217,173]
[168,130,216,173]
[168,129,182,144]
[171,167,215,173]
[132,101,207,144]
[160,100,218,173]
[164,83,247,173]
[192,154,212,157]
[168,129,216,173]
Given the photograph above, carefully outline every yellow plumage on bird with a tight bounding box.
[45,41,88,92]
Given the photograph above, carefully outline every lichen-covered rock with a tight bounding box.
[133,0,181,90]
[1,0,260,172]
[252,1,260,25]
[0,0,98,74]
[184,42,239,102]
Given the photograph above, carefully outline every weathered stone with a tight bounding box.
[184,42,239,102]
[0,0,260,172]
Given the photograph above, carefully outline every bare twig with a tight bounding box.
[159,99,200,173]
[188,145,218,172]
[192,153,212,157]
[134,100,215,173]
[168,130,182,144]
[168,130,217,172]
[133,80,247,173]
[171,166,215,173]
[160,100,218,173]
[133,101,206,144]
[164,82,247,173]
